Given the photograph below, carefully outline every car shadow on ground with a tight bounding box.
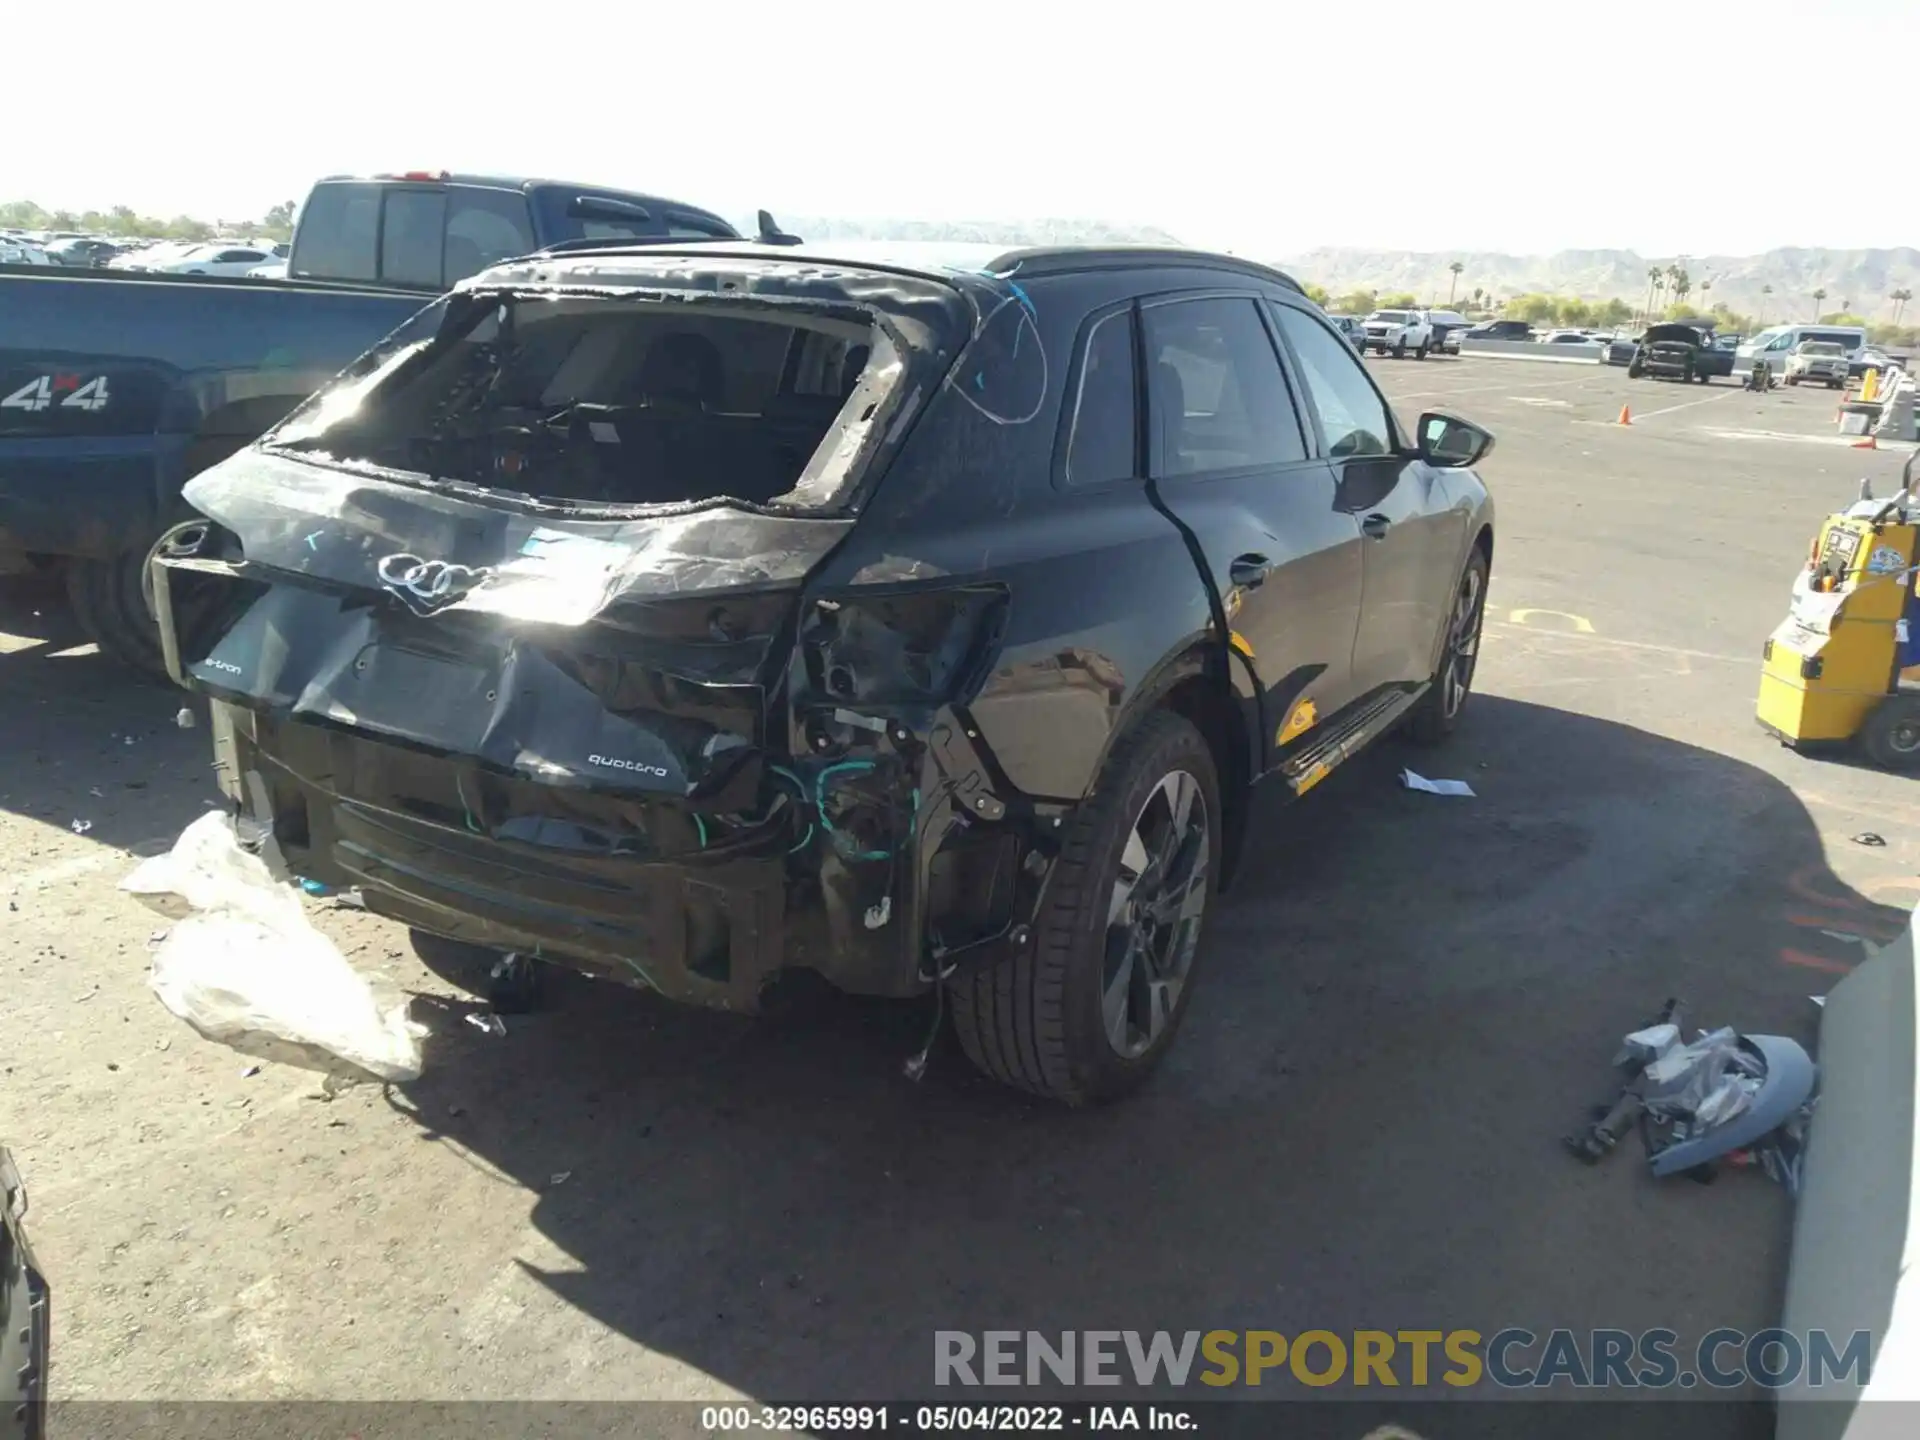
[379,693,1899,1428]
[0,576,208,856]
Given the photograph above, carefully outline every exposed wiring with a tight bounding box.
[786,822,816,855]
[694,814,708,849]
[455,774,483,835]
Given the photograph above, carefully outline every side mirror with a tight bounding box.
[1417,411,1495,469]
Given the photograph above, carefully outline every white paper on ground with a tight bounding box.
[121,812,425,1083]
[1400,768,1476,797]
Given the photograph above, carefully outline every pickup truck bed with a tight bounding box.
[0,264,431,667]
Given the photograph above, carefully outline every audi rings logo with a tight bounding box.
[377,553,497,614]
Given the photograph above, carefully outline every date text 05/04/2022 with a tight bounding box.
[699,1404,1196,1432]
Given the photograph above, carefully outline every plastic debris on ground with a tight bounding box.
[1563,997,1818,1193]
[176,707,196,730]
[465,1012,507,1038]
[1400,768,1475,797]
[70,818,92,835]
[120,811,425,1084]
[1850,831,1887,847]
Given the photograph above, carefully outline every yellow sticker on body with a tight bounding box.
[1278,697,1318,745]
[1295,761,1331,795]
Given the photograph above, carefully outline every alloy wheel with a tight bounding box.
[1101,769,1210,1059]
[1442,564,1486,719]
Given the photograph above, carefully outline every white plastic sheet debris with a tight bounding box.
[120,812,424,1083]
[1400,768,1476,797]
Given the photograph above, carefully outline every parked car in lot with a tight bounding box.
[1537,329,1599,347]
[1361,307,1435,357]
[0,239,52,266]
[1464,320,1534,341]
[1601,333,1638,365]
[150,241,1497,1103]
[0,171,744,673]
[145,242,280,276]
[1324,314,1366,350]
[1785,340,1849,389]
[1628,322,1734,383]
[44,237,123,268]
[1850,345,1898,380]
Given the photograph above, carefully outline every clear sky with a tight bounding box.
[9,0,1914,257]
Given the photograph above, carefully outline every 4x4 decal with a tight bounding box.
[2,374,112,412]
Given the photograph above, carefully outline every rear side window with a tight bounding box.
[1269,303,1396,458]
[290,182,379,282]
[1142,297,1307,477]
[1062,309,1138,486]
[445,187,535,281]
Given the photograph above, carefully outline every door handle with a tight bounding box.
[1361,513,1392,539]
[1229,554,1272,589]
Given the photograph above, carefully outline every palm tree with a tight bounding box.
[1447,261,1464,305]
[1698,277,1713,313]
[1761,283,1773,326]
[1672,270,1691,313]
[1893,288,1913,325]
[1645,265,1663,324]
[1812,287,1828,319]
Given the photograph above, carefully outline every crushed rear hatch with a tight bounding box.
[152,254,990,1007]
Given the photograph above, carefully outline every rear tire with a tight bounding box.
[1861,696,1920,771]
[1393,339,1407,358]
[1415,340,1430,360]
[948,710,1220,1105]
[65,551,169,678]
[1406,546,1489,746]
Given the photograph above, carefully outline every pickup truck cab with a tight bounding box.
[1361,308,1435,358]
[289,172,737,290]
[0,172,742,672]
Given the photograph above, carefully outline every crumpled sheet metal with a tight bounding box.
[181,449,856,625]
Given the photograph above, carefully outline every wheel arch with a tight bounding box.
[1084,640,1255,893]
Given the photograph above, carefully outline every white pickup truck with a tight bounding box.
[1361,308,1434,359]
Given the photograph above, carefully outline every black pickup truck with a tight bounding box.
[0,173,740,671]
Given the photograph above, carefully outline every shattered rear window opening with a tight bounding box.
[266,292,898,514]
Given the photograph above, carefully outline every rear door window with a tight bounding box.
[289,181,379,281]
[444,186,536,281]
[1060,307,1139,487]
[1142,296,1308,477]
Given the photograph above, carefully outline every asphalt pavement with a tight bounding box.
[2,353,1916,1429]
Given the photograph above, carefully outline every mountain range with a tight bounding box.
[750,219,1917,323]
[771,215,1184,248]
[1276,246,1920,318]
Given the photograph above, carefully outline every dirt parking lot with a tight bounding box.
[3,354,1916,1426]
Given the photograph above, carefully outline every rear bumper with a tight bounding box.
[213,703,803,1009]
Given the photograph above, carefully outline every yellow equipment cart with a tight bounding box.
[1759,452,1920,767]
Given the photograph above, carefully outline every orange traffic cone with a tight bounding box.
[1616,405,1632,426]
[1852,434,1878,450]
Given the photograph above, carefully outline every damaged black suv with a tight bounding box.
[151,241,1496,1104]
